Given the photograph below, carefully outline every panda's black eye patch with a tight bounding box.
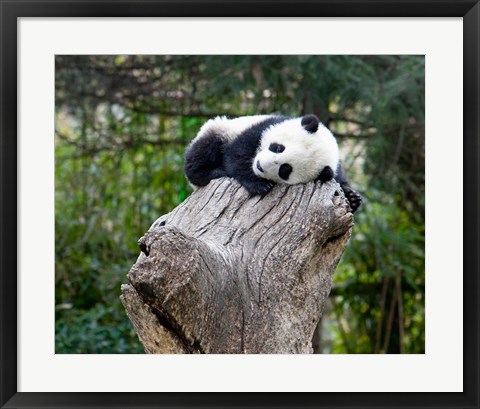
[269,143,285,154]
[279,163,293,180]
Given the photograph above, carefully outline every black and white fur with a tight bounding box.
[184,114,361,212]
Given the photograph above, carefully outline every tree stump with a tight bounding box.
[120,178,354,354]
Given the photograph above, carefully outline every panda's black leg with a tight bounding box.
[317,166,334,183]
[340,183,362,213]
[184,132,227,186]
[221,121,280,197]
[238,177,275,197]
[209,168,228,179]
[334,163,362,213]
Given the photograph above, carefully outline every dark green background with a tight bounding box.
[55,55,425,354]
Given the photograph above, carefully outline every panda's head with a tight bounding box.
[252,115,340,184]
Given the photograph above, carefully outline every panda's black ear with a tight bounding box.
[301,115,319,133]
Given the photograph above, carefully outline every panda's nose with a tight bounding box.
[256,160,264,173]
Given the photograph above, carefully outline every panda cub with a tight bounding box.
[184,114,361,212]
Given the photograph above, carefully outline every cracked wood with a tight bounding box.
[121,178,353,353]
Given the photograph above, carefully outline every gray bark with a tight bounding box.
[121,178,353,354]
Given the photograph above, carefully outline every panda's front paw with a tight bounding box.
[346,189,362,213]
[244,179,275,196]
[318,166,334,183]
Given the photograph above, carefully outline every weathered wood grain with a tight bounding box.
[121,178,353,353]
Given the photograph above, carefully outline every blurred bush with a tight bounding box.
[55,55,424,353]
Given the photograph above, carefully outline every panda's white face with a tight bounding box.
[252,117,340,184]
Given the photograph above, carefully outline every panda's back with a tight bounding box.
[192,115,276,144]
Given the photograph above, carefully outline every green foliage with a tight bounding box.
[55,130,192,353]
[55,297,144,354]
[55,55,425,354]
[331,190,425,354]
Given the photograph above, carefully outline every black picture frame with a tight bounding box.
[1,1,478,408]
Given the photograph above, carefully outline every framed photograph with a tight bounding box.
[1,1,478,408]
